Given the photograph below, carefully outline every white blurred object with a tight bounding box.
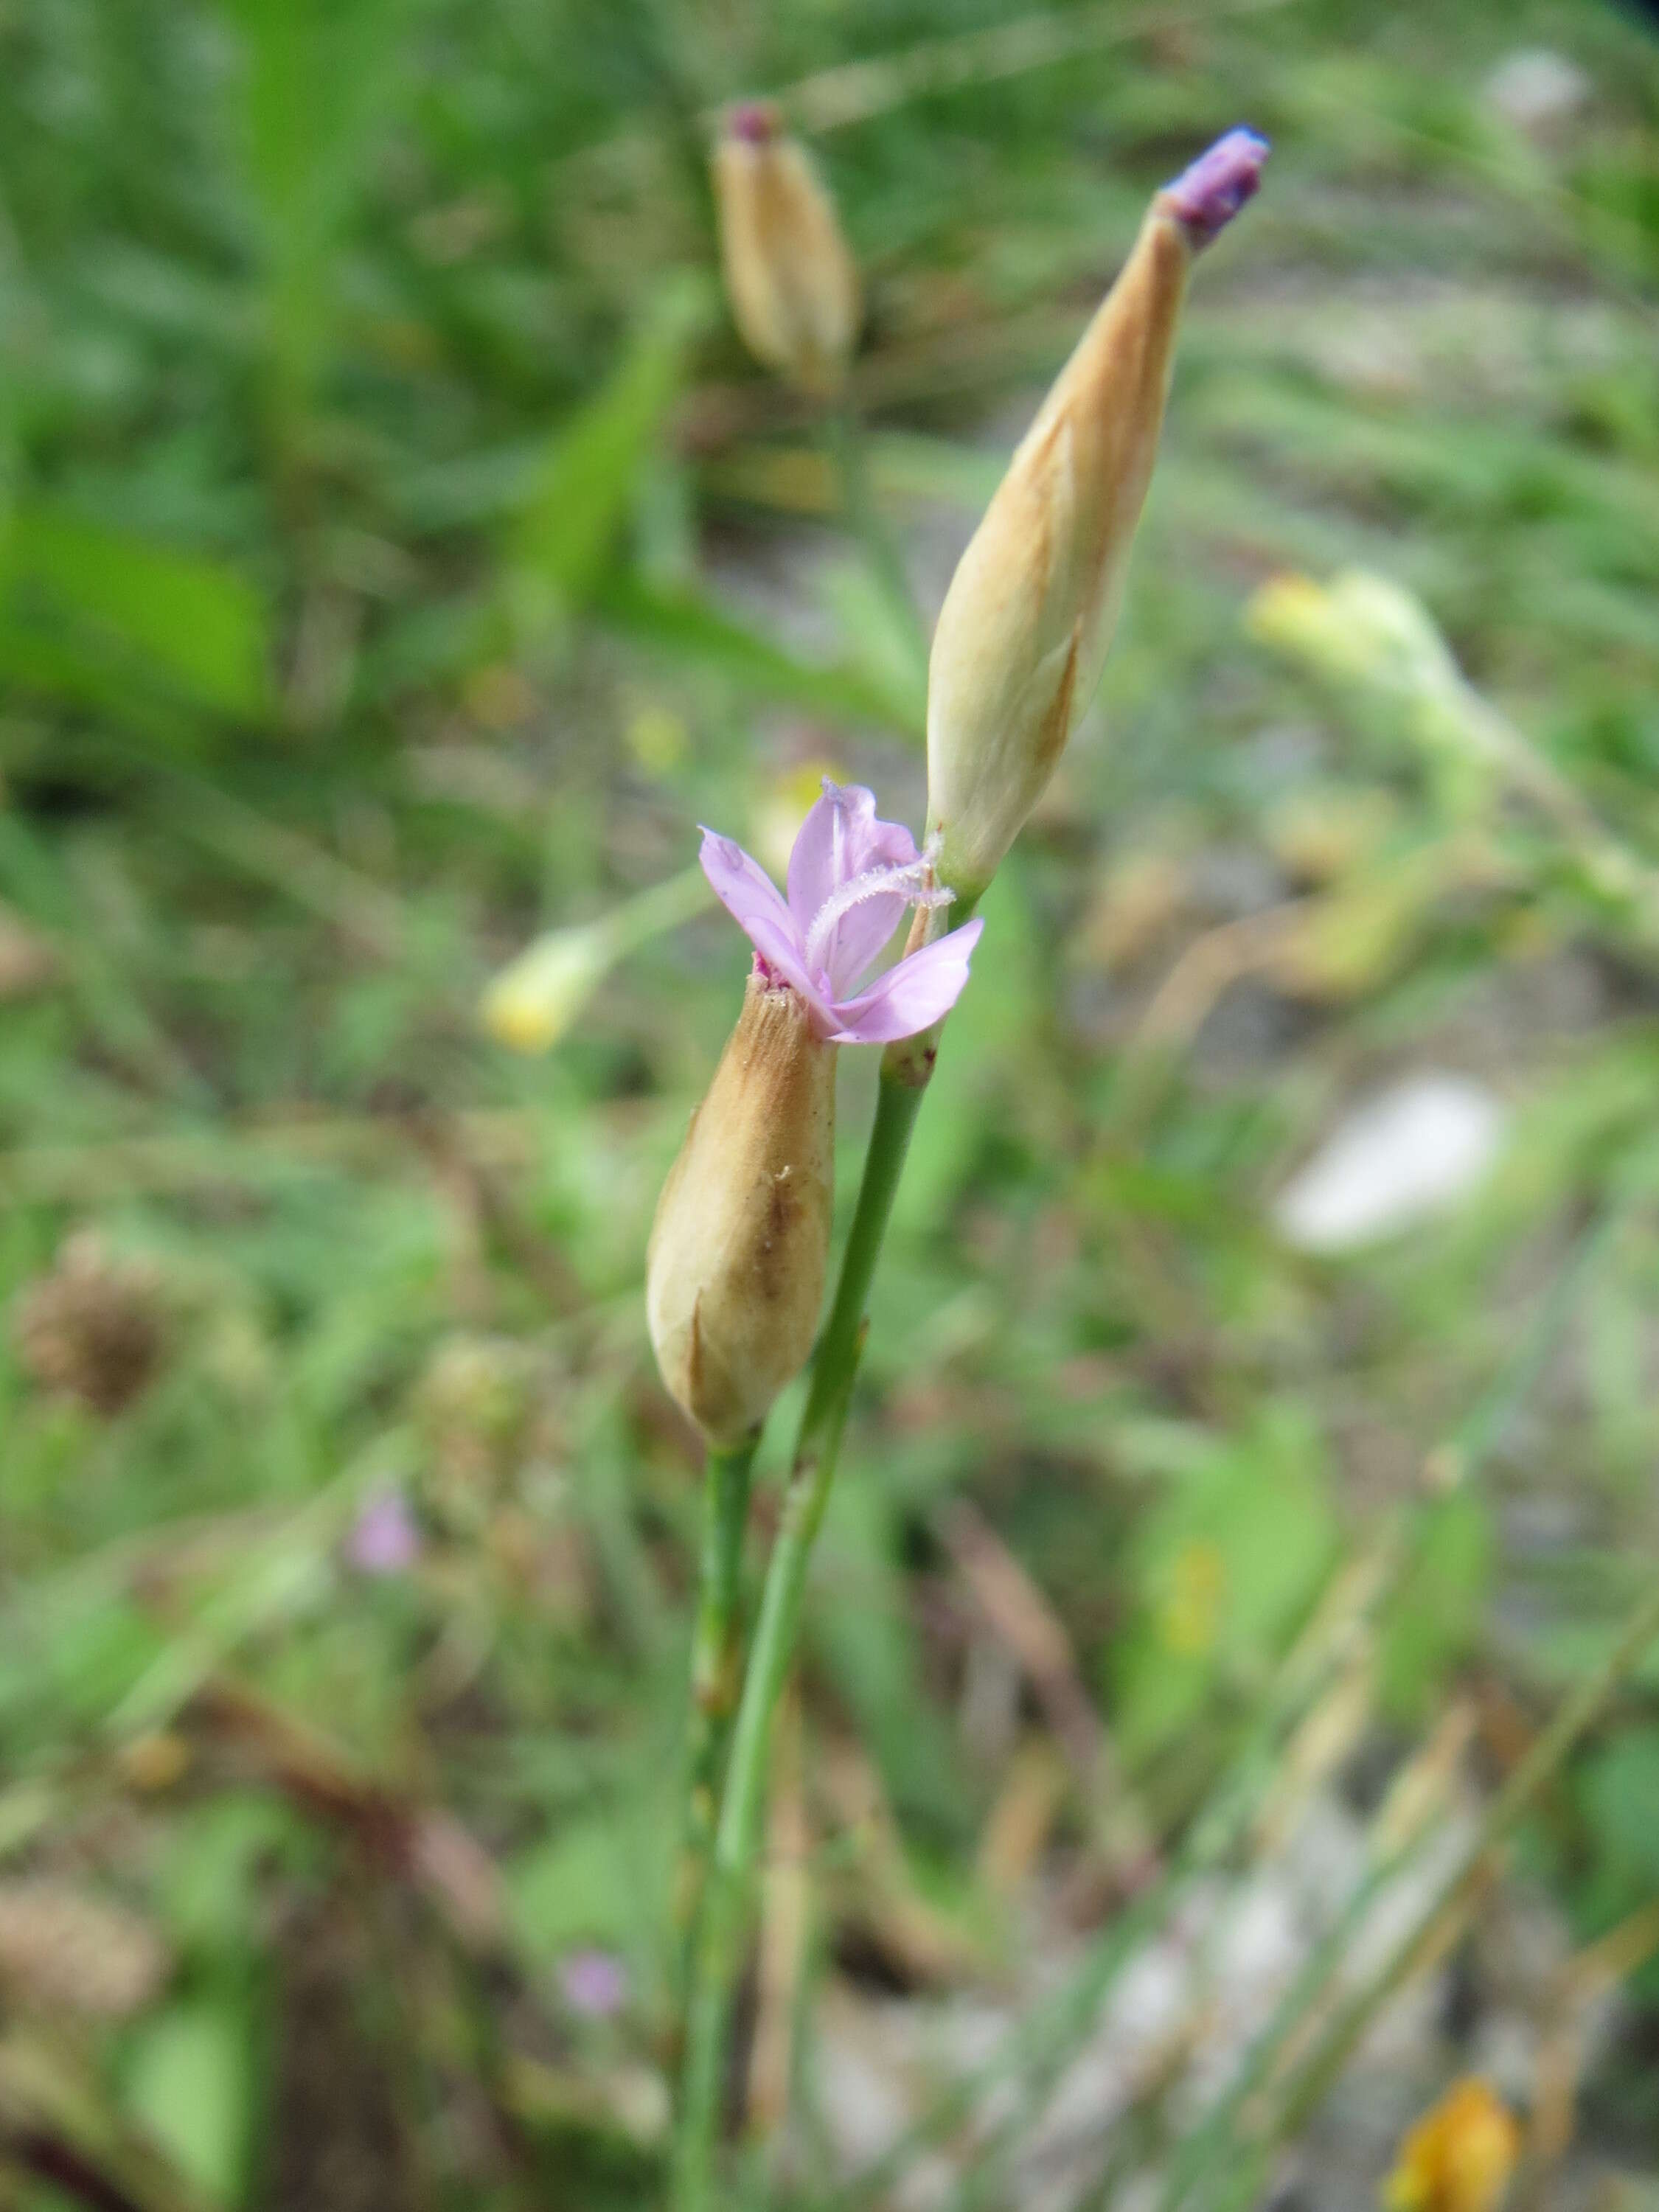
[1274,1074,1505,1253]
[1483,49,1591,139]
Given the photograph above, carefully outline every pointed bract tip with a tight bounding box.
[1162,128,1269,248]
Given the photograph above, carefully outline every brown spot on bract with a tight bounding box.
[759,1169,799,1301]
[686,1293,706,1396]
[1035,619,1084,776]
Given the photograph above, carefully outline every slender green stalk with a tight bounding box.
[607,860,714,959]
[678,1433,760,1947]
[675,1060,928,2211]
[676,852,1571,2212]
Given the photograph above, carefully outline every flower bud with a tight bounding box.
[711,102,861,396]
[647,973,835,1444]
[925,129,1267,900]
[483,866,713,1054]
[1246,569,1461,701]
[482,920,611,1054]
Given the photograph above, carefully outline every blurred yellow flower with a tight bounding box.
[1246,570,1458,700]
[1160,1540,1226,1657]
[1384,2079,1520,2212]
[118,1731,192,1794]
[481,866,713,1055]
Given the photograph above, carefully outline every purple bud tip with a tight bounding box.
[728,101,779,147]
[1163,127,1269,248]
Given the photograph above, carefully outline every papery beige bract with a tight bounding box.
[712,104,860,396]
[925,130,1267,900]
[647,973,835,1445]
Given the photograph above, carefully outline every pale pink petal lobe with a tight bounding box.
[829,917,984,1044]
[786,784,925,994]
[699,829,818,999]
[847,798,921,880]
[786,784,860,931]
[820,886,913,999]
[787,781,919,930]
[700,827,793,935]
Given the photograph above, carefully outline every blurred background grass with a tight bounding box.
[3,0,1659,2205]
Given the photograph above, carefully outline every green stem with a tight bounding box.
[678,1433,760,1950]
[607,860,714,959]
[675,1060,928,2211]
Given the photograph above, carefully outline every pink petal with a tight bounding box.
[700,829,816,998]
[830,917,984,1044]
[786,785,857,931]
[786,782,917,932]
[821,887,915,1001]
[346,1487,421,1576]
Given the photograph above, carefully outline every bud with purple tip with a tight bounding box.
[1162,127,1270,248]
[710,102,862,396]
[924,129,1269,900]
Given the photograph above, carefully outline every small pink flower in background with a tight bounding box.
[345,1486,421,1576]
[559,1947,628,2017]
[700,780,983,1043]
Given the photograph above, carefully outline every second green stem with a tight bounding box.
[675,1058,928,2211]
[680,1432,759,1945]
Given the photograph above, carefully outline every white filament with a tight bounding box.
[802,860,953,981]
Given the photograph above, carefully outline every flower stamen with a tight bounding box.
[802,860,953,980]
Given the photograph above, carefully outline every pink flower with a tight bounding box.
[344,1486,421,1576]
[699,781,983,1044]
[559,1947,629,2018]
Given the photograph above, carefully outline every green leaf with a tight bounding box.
[597,571,918,735]
[1377,1484,1493,1722]
[1112,1402,1337,1760]
[124,2002,249,2202]
[818,1473,964,1834]
[508,1820,640,1956]
[504,282,705,630]
[1,504,270,719]
[220,0,416,407]
[1579,1726,1659,1893]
